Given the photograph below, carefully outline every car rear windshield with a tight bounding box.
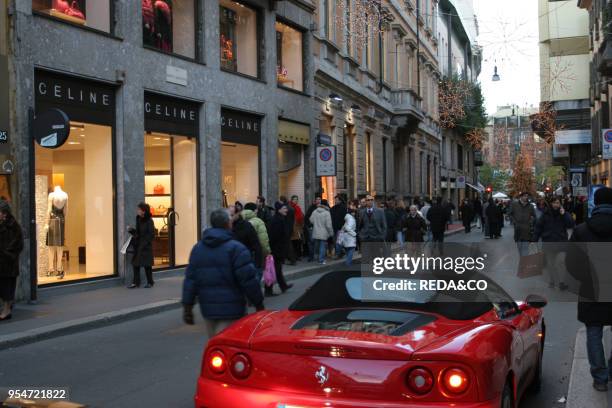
[292,309,437,336]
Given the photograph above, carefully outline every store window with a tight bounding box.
[276,21,304,92]
[33,0,111,32]
[144,93,199,268]
[278,120,309,202]
[142,0,197,58]
[221,109,262,205]
[220,0,259,77]
[34,71,115,285]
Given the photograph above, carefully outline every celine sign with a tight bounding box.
[35,70,115,126]
[221,108,262,146]
[144,93,199,137]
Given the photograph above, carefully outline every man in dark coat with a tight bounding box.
[459,198,474,233]
[357,195,387,263]
[182,208,264,338]
[229,205,262,269]
[566,187,612,392]
[485,198,502,239]
[534,197,574,290]
[256,196,274,226]
[427,197,451,247]
[509,192,535,256]
[266,202,293,296]
[0,200,24,320]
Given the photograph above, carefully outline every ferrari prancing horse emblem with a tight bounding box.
[315,365,329,385]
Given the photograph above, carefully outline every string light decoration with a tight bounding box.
[493,126,513,171]
[508,153,537,197]
[334,0,392,53]
[438,78,471,129]
[465,128,486,150]
[542,56,577,97]
[530,102,563,144]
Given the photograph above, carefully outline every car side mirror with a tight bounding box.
[524,294,547,309]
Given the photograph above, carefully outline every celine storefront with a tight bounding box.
[33,70,116,285]
[143,93,200,270]
[221,108,263,206]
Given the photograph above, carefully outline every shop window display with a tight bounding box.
[35,122,114,284]
[144,133,198,268]
[32,0,111,32]
[221,143,259,205]
[220,0,258,77]
[275,21,304,92]
[142,0,196,58]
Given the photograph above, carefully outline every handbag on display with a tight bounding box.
[153,184,165,195]
[156,204,167,216]
[159,225,168,237]
[263,255,277,286]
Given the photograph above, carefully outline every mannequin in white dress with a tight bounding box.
[46,186,68,279]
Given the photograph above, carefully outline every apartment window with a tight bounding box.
[220,0,259,78]
[276,21,304,92]
[408,148,414,192]
[33,0,111,32]
[364,21,370,69]
[420,151,425,193]
[322,0,330,39]
[142,0,197,58]
[382,138,388,193]
[366,132,372,192]
[457,144,464,170]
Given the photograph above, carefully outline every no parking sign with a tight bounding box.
[603,129,612,160]
[316,145,337,176]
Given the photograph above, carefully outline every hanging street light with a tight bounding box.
[492,65,500,82]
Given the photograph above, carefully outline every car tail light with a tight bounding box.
[230,353,252,379]
[442,368,469,394]
[406,367,434,395]
[208,350,227,374]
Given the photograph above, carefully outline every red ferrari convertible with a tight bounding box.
[194,270,546,408]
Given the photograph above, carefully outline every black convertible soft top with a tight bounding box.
[289,270,496,321]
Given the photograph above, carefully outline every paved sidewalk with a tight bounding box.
[0,223,467,350]
[567,327,611,408]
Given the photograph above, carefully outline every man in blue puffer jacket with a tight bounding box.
[182,208,264,338]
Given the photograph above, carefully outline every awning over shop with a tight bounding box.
[279,120,310,145]
[466,182,484,193]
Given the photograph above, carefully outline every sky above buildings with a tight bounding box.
[473,0,540,115]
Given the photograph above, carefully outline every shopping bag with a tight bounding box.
[517,246,544,279]
[120,235,133,255]
[336,231,346,246]
[263,255,277,286]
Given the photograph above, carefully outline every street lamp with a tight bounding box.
[492,66,500,82]
[329,93,343,102]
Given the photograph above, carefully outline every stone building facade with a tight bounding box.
[578,0,612,187]
[4,0,316,298]
[311,0,441,206]
[437,0,482,211]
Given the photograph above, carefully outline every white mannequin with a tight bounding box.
[46,186,68,278]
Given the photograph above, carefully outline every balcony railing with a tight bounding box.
[391,89,422,114]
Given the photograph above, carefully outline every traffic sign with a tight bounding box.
[603,129,612,159]
[316,145,337,176]
[34,109,70,149]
